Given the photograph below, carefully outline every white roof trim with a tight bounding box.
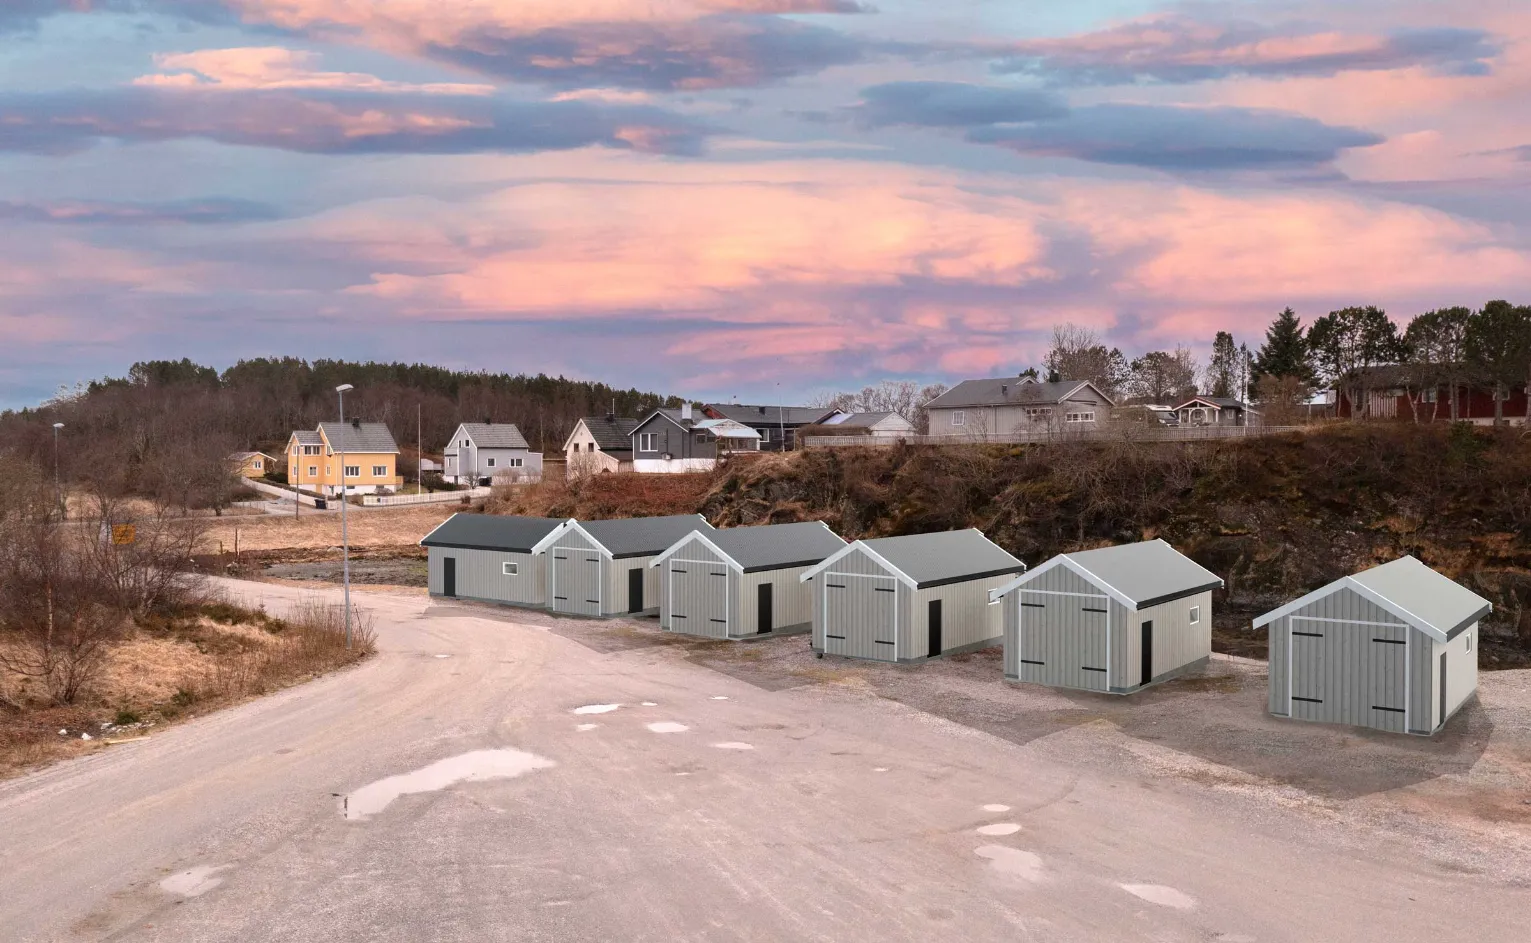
[528,519,586,556]
[560,419,589,454]
[649,530,743,572]
[416,511,464,548]
[989,554,1134,608]
[798,540,918,590]
[1253,576,1463,644]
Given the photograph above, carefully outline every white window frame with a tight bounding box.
[503,562,519,577]
[1066,410,1097,423]
[343,464,360,478]
[308,465,318,477]
[759,427,771,443]
[486,457,497,468]
[1189,606,1201,625]
[951,410,966,427]
[372,465,387,477]
[639,432,657,452]
[510,457,523,467]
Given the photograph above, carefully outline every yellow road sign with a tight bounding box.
[111,524,136,545]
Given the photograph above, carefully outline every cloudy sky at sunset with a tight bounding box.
[2,0,1528,407]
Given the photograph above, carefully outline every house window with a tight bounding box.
[303,445,321,456]
[253,460,262,470]
[1189,606,1201,624]
[486,457,497,468]
[639,433,657,451]
[951,410,966,427]
[308,465,318,477]
[503,562,519,577]
[1065,411,1096,423]
[372,465,387,477]
[1424,389,1438,403]
[587,443,595,452]
[343,465,360,478]
[1025,407,1052,421]
[326,464,332,475]
[695,433,709,444]
[462,439,470,447]
[510,458,523,467]
[759,427,771,443]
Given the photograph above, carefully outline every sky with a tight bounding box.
[1,0,1528,408]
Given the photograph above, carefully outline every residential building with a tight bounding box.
[284,420,402,496]
[1175,396,1260,426]
[1257,556,1491,736]
[1331,370,1529,424]
[443,422,542,485]
[700,403,843,451]
[630,405,761,474]
[564,416,639,478]
[818,411,917,439]
[925,377,1114,438]
[991,540,1223,695]
[230,451,275,479]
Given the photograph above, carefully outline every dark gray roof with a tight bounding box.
[580,417,640,452]
[647,408,697,430]
[420,513,567,553]
[926,378,1111,409]
[579,514,715,559]
[691,522,846,572]
[1256,556,1491,642]
[291,430,322,446]
[318,422,399,453]
[861,530,1025,588]
[454,423,529,450]
[1061,540,1223,608]
[704,404,838,426]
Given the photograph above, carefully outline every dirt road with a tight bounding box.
[1,580,1527,943]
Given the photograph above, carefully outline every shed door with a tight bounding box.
[1367,623,1408,734]
[1288,620,1327,720]
[824,574,897,661]
[1289,618,1408,732]
[669,561,730,638]
[551,548,602,616]
[1015,590,1108,691]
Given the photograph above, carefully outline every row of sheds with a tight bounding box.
[420,514,1491,736]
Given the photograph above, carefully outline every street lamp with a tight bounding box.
[52,422,64,521]
[335,383,354,649]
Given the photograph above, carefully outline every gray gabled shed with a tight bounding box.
[651,522,847,639]
[535,515,714,617]
[420,514,571,608]
[990,540,1224,694]
[1256,556,1491,735]
[799,530,1026,663]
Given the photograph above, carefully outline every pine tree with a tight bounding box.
[1207,332,1237,398]
[1253,307,1313,382]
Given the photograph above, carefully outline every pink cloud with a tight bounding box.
[134,47,495,95]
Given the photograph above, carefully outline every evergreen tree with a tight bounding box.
[1207,331,1238,398]
[1253,307,1313,383]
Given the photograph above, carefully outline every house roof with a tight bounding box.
[419,513,570,553]
[926,378,1115,410]
[230,451,275,461]
[451,423,530,450]
[704,403,838,426]
[823,411,911,429]
[993,539,1223,609]
[802,529,1026,589]
[318,422,399,453]
[652,522,846,573]
[693,418,762,439]
[1253,556,1491,643]
[567,514,716,559]
[290,430,323,446]
[1176,396,1248,411]
[574,417,640,452]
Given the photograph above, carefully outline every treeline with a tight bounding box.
[0,357,681,505]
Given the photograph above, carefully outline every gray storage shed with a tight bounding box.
[991,540,1223,694]
[651,522,847,640]
[535,515,714,617]
[1256,556,1491,735]
[799,530,1026,663]
[420,513,571,608]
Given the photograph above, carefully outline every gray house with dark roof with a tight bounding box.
[420,513,571,608]
[990,540,1224,695]
[925,377,1114,438]
[800,530,1027,663]
[563,416,639,478]
[534,514,716,617]
[1175,396,1260,427]
[1256,556,1491,735]
[701,403,843,451]
[443,422,541,484]
[652,522,847,639]
[630,405,760,474]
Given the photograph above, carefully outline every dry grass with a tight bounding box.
[489,468,716,519]
[197,504,456,554]
[0,596,375,779]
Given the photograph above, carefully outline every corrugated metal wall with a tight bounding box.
[739,564,815,636]
[1266,587,1434,734]
[1003,565,1110,691]
[663,537,733,637]
[427,547,545,606]
[547,528,603,616]
[816,547,904,661]
[909,575,1008,658]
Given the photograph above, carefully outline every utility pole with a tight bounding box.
[777,382,785,453]
[52,422,64,521]
[417,402,423,495]
[335,383,354,649]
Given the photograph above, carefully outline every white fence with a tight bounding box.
[803,425,1307,449]
[362,487,492,507]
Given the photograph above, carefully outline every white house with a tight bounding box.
[443,423,542,485]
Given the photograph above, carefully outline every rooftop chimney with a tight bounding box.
[1001,384,1009,396]
[681,403,693,422]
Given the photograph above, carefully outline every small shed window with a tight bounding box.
[1465,633,1472,652]
[503,562,519,576]
[1189,606,1201,624]
[951,410,966,427]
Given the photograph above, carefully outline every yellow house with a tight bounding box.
[285,421,403,496]
[230,451,276,479]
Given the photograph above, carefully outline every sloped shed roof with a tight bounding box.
[654,522,846,573]
[568,514,716,559]
[804,530,1026,589]
[1254,556,1491,643]
[993,539,1223,609]
[419,513,569,553]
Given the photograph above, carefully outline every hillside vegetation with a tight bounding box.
[496,424,1531,666]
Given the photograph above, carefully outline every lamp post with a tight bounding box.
[52,422,64,521]
[335,383,354,649]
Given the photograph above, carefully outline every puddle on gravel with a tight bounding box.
[982,804,1011,813]
[646,722,689,734]
[573,704,621,715]
[576,724,599,731]
[1120,884,1196,910]
[641,702,658,707]
[344,749,555,821]
[710,696,729,701]
[975,846,1045,882]
[976,823,1021,836]
[160,866,228,898]
[712,742,753,750]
